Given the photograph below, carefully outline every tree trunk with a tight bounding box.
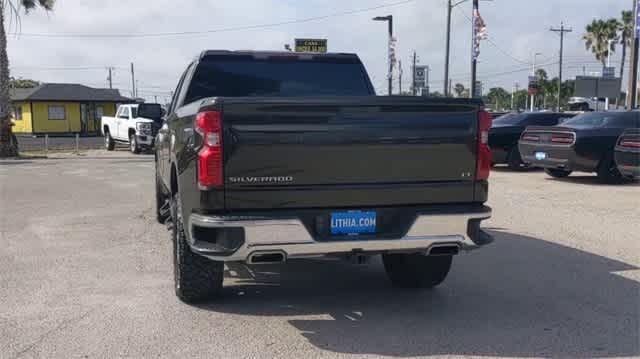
[0,6,18,158]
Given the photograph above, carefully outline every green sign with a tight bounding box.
[294,39,327,53]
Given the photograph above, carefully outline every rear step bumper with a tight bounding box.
[187,206,493,263]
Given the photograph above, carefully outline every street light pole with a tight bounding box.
[629,0,639,109]
[530,52,541,112]
[445,0,453,96]
[388,16,393,95]
[470,0,479,98]
[605,39,614,110]
[373,15,394,95]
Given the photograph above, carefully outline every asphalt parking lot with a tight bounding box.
[1,151,638,358]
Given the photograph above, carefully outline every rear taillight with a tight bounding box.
[477,110,492,180]
[620,139,640,149]
[551,133,574,144]
[195,111,223,188]
[521,134,540,142]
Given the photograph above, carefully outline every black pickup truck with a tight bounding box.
[155,50,493,303]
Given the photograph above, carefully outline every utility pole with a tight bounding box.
[426,66,431,95]
[551,22,572,111]
[511,82,518,110]
[470,0,479,98]
[398,61,403,94]
[412,51,417,95]
[154,95,158,103]
[106,67,114,89]
[628,0,639,109]
[130,63,136,98]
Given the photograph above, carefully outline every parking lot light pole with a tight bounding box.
[470,0,478,98]
[373,15,394,95]
[531,52,542,112]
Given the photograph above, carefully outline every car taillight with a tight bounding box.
[195,111,223,188]
[477,110,492,180]
[521,134,540,142]
[551,133,574,144]
[620,139,640,148]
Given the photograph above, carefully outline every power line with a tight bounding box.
[11,66,107,70]
[10,0,417,39]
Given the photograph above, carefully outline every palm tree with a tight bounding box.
[0,0,54,158]
[583,19,620,67]
[618,11,634,85]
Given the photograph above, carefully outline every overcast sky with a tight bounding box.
[7,0,633,101]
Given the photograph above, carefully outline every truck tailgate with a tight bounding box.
[221,97,480,209]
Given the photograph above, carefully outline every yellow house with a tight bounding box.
[10,83,131,135]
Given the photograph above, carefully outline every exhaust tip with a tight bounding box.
[428,245,460,256]
[247,251,286,264]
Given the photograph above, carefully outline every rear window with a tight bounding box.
[137,104,163,120]
[184,55,373,104]
[493,113,524,125]
[562,112,639,128]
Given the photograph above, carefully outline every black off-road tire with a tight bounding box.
[155,166,170,224]
[171,193,224,303]
[382,253,453,289]
[129,134,140,154]
[597,152,625,184]
[105,131,115,151]
[545,168,572,178]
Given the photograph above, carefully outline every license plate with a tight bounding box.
[330,211,376,235]
[535,152,547,160]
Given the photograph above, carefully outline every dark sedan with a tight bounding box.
[489,112,574,169]
[615,128,640,179]
[519,111,640,183]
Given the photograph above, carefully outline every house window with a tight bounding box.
[14,106,22,121]
[95,106,104,119]
[48,106,65,120]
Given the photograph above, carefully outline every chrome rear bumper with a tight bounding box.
[188,208,492,262]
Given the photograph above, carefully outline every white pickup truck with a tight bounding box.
[101,103,163,153]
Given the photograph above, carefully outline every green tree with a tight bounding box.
[534,68,549,109]
[583,19,619,67]
[512,89,529,111]
[618,11,634,87]
[10,77,39,88]
[453,83,466,98]
[1,1,54,157]
[486,87,511,110]
[545,78,575,110]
